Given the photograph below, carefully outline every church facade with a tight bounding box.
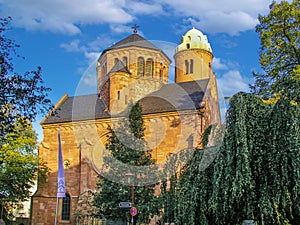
[31,27,220,225]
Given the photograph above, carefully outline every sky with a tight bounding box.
[0,0,286,139]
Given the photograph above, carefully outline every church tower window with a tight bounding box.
[146,58,153,77]
[61,194,70,221]
[190,59,194,74]
[185,60,189,74]
[137,57,144,77]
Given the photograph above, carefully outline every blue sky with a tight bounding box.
[0,0,285,139]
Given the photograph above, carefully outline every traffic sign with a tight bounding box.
[119,202,132,208]
[130,207,137,216]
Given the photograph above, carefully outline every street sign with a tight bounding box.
[130,207,137,217]
[119,202,132,208]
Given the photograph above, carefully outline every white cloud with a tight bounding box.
[127,1,164,15]
[187,11,258,36]
[213,58,228,70]
[60,40,87,52]
[217,70,252,97]
[158,0,271,35]
[0,0,133,35]
[0,0,274,35]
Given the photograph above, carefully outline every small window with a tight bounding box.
[186,43,190,49]
[137,57,144,77]
[185,60,189,74]
[146,58,153,77]
[61,194,70,221]
[190,59,194,74]
[117,91,120,100]
[159,69,163,80]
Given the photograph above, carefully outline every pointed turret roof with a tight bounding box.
[100,33,171,62]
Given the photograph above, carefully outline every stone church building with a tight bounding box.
[31,27,220,224]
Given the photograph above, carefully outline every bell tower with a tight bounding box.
[174,28,213,83]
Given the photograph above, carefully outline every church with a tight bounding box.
[31,27,220,224]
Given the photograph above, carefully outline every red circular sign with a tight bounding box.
[130,207,137,216]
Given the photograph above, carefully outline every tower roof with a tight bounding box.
[176,27,212,53]
[100,33,168,57]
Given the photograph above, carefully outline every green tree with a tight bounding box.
[94,103,160,224]
[0,17,51,222]
[0,17,51,137]
[0,118,49,223]
[209,92,300,225]
[251,0,300,102]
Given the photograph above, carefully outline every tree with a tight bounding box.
[208,92,300,225]
[0,17,51,222]
[0,118,49,223]
[250,0,300,102]
[94,103,160,224]
[0,17,52,137]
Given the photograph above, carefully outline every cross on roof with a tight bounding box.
[132,24,140,34]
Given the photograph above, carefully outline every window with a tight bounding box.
[117,91,120,100]
[61,194,70,221]
[190,59,194,74]
[186,43,190,49]
[185,60,189,74]
[137,57,144,76]
[146,58,153,77]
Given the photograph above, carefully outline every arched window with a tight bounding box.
[145,58,153,77]
[123,56,128,68]
[190,59,194,74]
[185,60,189,74]
[137,57,144,77]
[61,194,70,221]
[186,43,190,49]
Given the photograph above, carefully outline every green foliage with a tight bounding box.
[0,17,52,138]
[251,0,300,102]
[174,150,214,225]
[94,103,159,224]
[209,92,299,225]
[168,92,299,225]
[0,16,51,222]
[0,118,49,221]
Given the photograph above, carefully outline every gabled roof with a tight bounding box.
[109,59,130,74]
[104,33,160,52]
[42,79,209,125]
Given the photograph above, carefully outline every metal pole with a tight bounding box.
[54,196,59,225]
[131,185,134,225]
